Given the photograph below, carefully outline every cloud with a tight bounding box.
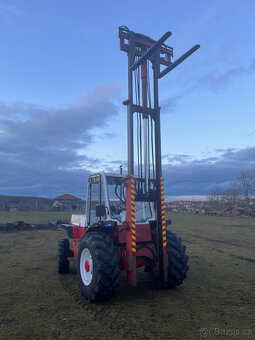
[163,146,255,195]
[199,60,255,93]
[161,58,255,113]
[246,131,255,137]
[1,84,254,197]
[0,84,120,197]
[98,147,255,196]
[160,94,183,114]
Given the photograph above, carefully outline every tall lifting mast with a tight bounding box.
[119,26,200,285]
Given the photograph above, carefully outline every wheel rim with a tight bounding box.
[80,248,93,285]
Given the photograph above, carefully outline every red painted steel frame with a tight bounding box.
[119,28,173,62]
[70,222,157,276]
[70,224,86,262]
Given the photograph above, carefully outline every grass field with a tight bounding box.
[0,212,254,339]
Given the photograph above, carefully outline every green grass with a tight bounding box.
[168,212,255,259]
[0,211,84,224]
[0,212,254,339]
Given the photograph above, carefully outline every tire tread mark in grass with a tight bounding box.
[212,248,255,263]
[185,233,243,248]
[230,254,255,263]
[58,274,158,339]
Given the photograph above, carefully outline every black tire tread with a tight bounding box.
[58,238,70,274]
[77,232,120,302]
[166,229,189,288]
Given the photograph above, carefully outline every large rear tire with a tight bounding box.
[58,238,70,274]
[166,229,189,288]
[77,232,120,302]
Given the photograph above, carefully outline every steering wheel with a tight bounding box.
[110,204,124,215]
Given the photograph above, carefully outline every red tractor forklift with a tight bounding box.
[58,26,200,302]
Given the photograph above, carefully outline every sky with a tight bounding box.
[0,0,255,199]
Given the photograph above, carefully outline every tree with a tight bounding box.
[208,187,223,211]
[236,171,255,207]
[222,184,240,208]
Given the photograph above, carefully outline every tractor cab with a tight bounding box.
[84,172,155,227]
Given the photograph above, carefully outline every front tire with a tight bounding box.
[77,232,120,302]
[166,229,189,288]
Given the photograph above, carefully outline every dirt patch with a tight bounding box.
[0,221,58,233]
[219,206,255,218]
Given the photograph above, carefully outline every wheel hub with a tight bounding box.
[85,260,90,272]
[80,248,93,285]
